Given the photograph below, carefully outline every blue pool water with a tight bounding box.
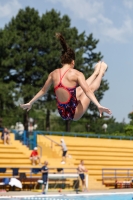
[1,194,133,200]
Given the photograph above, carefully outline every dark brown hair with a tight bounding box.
[56,33,75,64]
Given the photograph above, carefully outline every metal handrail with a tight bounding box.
[103,176,133,179]
[1,129,43,157]
[36,130,133,140]
[23,136,42,157]
[102,168,133,184]
[37,145,42,157]
[0,167,78,178]
[10,129,133,151]
[0,165,77,170]
[0,166,79,191]
[43,135,61,149]
[0,167,77,169]
[28,142,42,157]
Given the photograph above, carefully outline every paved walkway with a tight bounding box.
[1,189,133,196]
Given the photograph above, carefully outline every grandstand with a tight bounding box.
[38,135,133,189]
[0,133,31,167]
[0,133,79,191]
[1,133,133,190]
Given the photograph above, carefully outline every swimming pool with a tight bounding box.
[1,193,133,200]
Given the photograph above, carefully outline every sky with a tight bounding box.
[0,0,133,123]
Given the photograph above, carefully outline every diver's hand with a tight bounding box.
[20,102,32,111]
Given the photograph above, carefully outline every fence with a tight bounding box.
[0,167,81,191]
[10,130,133,150]
[102,168,133,187]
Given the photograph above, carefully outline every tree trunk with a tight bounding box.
[0,99,4,117]
[65,120,71,132]
[46,109,50,131]
[23,111,29,138]
[0,117,3,128]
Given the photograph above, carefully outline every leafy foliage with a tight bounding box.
[0,7,109,131]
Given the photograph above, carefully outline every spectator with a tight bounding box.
[60,139,67,164]
[14,122,24,141]
[15,122,24,135]
[77,160,88,192]
[28,118,38,134]
[1,128,10,145]
[30,147,41,166]
[41,161,48,194]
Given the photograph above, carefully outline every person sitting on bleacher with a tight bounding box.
[1,127,10,145]
[30,147,41,166]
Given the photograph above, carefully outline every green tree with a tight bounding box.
[1,7,84,132]
[1,7,109,132]
[128,112,133,125]
[123,111,133,135]
[1,7,44,131]
[0,29,17,122]
[124,125,133,135]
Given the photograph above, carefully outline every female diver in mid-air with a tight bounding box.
[20,33,111,120]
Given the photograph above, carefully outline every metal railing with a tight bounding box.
[10,129,42,156]
[35,130,133,140]
[0,167,87,191]
[102,168,133,184]
[0,166,78,178]
[44,135,60,149]
[10,129,133,152]
[0,167,79,190]
[23,137,42,157]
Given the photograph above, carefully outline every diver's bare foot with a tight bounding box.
[98,105,112,117]
[101,61,108,76]
[94,61,101,76]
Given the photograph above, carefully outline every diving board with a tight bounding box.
[37,173,88,192]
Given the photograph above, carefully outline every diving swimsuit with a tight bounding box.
[54,69,78,120]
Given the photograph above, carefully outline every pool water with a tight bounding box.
[1,194,133,200]
[79,194,133,200]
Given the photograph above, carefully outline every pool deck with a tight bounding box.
[1,189,133,197]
